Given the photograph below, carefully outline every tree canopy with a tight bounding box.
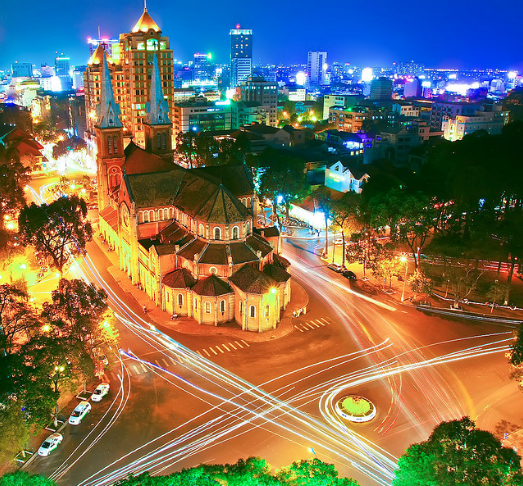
[392,417,523,486]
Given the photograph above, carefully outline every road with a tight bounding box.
[24,174,523,486]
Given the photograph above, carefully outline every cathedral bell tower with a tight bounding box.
[95,52,125,211]
[143,50,173,162]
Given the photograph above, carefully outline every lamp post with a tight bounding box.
[400,255,408,301]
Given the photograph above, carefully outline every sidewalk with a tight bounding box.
[94,230,309,343]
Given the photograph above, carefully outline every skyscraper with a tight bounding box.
[230,26,252,88]
[307,51,327,86]
[84,6,174,147]
[55,55,73,90]
[192,53,213,83]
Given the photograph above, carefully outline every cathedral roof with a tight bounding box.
[132,8,160,33]
[146,51,171,125]
[88,44,105,65]
[229,265,277,294]
[96,55,122,129]
[162,268,196,289]
[263,263,291,283]
[123,143,175,175]
[190,164,254,197]
[192,275,232,297]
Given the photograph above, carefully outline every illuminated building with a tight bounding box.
[193,53,213,83]
[323,94,363,120]
[55,56,73,91]
[404,77,422,98]
[325,160,369,194]
[172,98,231,136]
[84,6,174,147]
[232,76,278,128]
[442,110,508,142]
[369,77,393,100]
[430,101,477,130]
[329,106,369,133]
[11,62,33,78]
[230,27,253,88]
[88,37,119,59]
[307,51,328,86]
[95,55,291,331]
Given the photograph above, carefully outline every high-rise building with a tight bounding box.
[230,26,252,88]
[232,76,278,128]
[307,51,327,86]
[84,6,174,147]
[369,77,393,100]
[55,55,73,91]
[11,63,33,78]
[88,37,119,59]
[193,53,213,83]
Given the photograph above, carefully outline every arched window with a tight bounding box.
[232,226,239,240]
[204,301,211,313]
[214,227,221,240]
[177,293,183,307]
[199,224,205,237]
[249,305,256,318]
[162,132,167,150]
[264,305,270,317]
[107,136,113,155]
[239,301,243,315]
[247,198,251,208]
[149,210,155,222]
[158,209,164,220]
[220,300,226,313]
[143,211,150,223]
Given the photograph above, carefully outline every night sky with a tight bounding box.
[1,0,522,70]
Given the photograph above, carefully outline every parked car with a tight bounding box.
[69,401,91,425]
[91,383,110,402]
[37,433,63,457]
[327,263,344,273]
[342,270,357,280]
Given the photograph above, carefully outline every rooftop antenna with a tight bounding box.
[144,0,147,10]
[98,26,101,39]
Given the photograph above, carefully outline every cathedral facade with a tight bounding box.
[94,50,291,332]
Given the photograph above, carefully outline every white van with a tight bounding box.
[69,401,91,425]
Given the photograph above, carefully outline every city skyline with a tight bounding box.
[1,0,523,71]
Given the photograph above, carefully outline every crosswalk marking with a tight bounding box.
[293,318,333,332]
[228,342,237,350]
[132,365,140,375]
[204,348,212,357]
[215,346,224,354]
[221,344,230,351]
[295,326,304,332]
[161,358,169,367]
[155,360,161,367]
[302,323,314,330]
[241,340,250,347]
[169,356,177,364]
[235,341,244,349]
[311,321,322,328]
[196,351,203,357]
[318,317,330,324]
[140,363,148,372]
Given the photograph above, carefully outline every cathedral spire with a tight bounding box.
[146,50,171,125]
[97,54,122,128]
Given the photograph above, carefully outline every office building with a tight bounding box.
[84,6,174,147]
[323,94,363,120]
[88,37,119,59]
[430,101,478,131]
[193,53,213,83]
[55,56,73,91]
[307,51,327,86]
[369,77,393,100]
[11,63,33,78]
[404,77,422,98]
[230,27,253,88]
[172,98,231,136]
[442,110,509,141]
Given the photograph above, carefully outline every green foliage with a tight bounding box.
[112,458,359,486]
[0,471,57,486]
[486,280,510,305]
[0,403,30,465]
[0,144,30,228]
[392,417,523,486]
[408,269,433,300]
[510,323,523,367]
[18,195,93,274]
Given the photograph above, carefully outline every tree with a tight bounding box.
[510,323,523,368]
[0,144,30,229]
[176,131,197,168]
[330,192,363,267]
[392,417,523,486]
[408,269,433,304]
[277,458,359,485]
[41,278,113,387]
[372,251,402,291]
[486,280,510,310]
[446,266,483,308]
[0,402,30,465]
[18,195,93,274]
[0,472,57,486]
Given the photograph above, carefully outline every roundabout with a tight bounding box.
[336,395,377,423]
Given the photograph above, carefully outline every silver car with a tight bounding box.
[69,401,91,425]
[38,433,63,456]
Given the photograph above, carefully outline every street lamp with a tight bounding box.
[400,255,408,301]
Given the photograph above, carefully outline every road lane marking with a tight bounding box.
[318,317,330,324]
[132,365,140,375]
[294,325,304,332]
[302,323,314,330]
[169,356,177,364]
[140,363,148,373]
[154,360,161,367]
[241,340,250,347]
[235,341,244,348]
[203,349,211,357]
[196,351,203,357]
[228,342,237,350]
[161,358,169,367]
[221,344,230,352]
[214,346,224,354]
[310,321,322,327]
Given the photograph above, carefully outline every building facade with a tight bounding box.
[230,27,253,88]
[442,110,509,141]
[307,51,327,86]
[95,54,290,332]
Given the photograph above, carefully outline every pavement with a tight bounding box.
[94,229,309,343]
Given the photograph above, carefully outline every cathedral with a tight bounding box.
[94,47,291,332]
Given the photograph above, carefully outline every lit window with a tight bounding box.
[249,305,256,318]
[205,301,211,313]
